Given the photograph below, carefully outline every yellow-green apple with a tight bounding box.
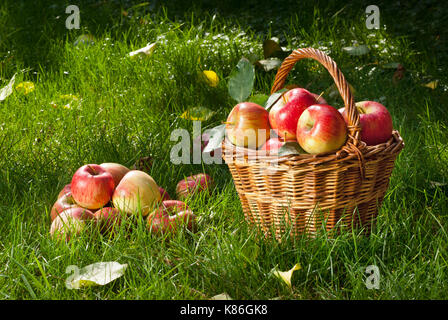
[50,207,95,241]
[112,170,161,217]
[57,184,71,199]
[71,164,115,210]
[147,200,196,234]
[225,102,270,149]
[260,137,285,154]
[159,187,171,201]
[99,162,130,186]
[93,207,122,234]
[269,88,317,141]
[339,101,393,146]
[297,104,347,154]
[50,191,80,221]
[176,173,213,200]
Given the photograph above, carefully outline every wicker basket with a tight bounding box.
[222,48,404,239]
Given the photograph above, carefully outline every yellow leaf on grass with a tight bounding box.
[271,263,301,288]
[180,106,215,121]
[15,81,35,95]
[210,292,233,300]
[422,80,438,89]
[66,261,128,290]
[201,70,219,87]
[51,94,80,110]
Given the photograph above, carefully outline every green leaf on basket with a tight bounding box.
[228,57,255,103]
[278,141,306,157]
[248,93,269,106]
[255,58,282,72]
[271,263,301,288]
[180,106,215,121]
[203,124,226,153]
[342,44,370,56]
[0,73,16,102]
[66,261,127,290]
[264,88,288,110]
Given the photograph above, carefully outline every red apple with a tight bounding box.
[269,88,317,141]
[50,207,95,241]
[296,104,348,154]
[57,184,71,199]
[159,187,171,201]
[112,170,161,217]
[50,191,80,221]
[176,173,213,200]
[225,102,270,149]
[99,162,130,186]
[147,200,196,234]
[260,137,285,154]
[93,207,122,234]
[339,101,393,146]
[71,164,115,210]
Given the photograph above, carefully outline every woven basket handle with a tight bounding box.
[271,48,361,144]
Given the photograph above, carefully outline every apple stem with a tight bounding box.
[356,106,366,114]
[316,91,325,102]
[87,164,98,175]
[222,121,233,125]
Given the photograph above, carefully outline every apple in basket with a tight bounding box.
[269,88,317,141]
[112,170,161,217]
[50,207,95,241]
[296,104,348,154]
[311,92,327,104]
[339,101,393,146]
[259,137,285,154]
[225,102,270,149]
[147,200,196,234]
[71,164,115,210]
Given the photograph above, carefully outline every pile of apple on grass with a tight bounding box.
[50,163,213,241]
[226,88,392,156]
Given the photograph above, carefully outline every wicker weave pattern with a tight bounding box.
[222,48,404,239]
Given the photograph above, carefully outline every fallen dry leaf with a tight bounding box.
[66,261,128,289]
[271,263,301,288]
[129,43,157,58]
[201,70,219,87]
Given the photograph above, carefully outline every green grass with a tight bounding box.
[0,0,447,300]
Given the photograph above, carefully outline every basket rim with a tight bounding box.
[222,130,404,167]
